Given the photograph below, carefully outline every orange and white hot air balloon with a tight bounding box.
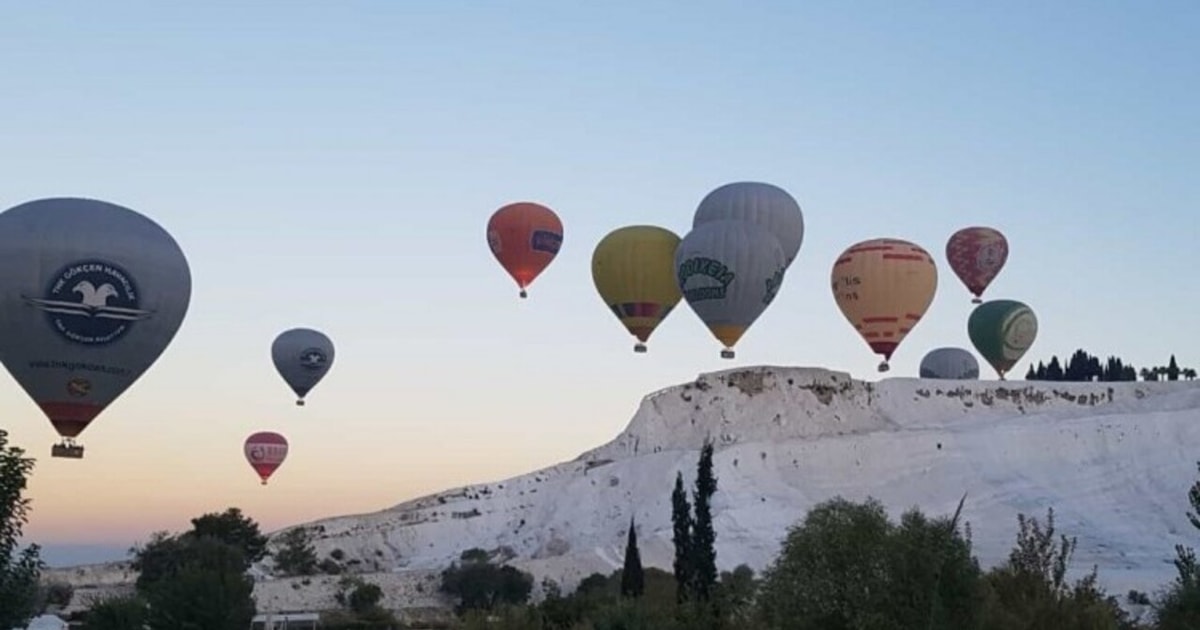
[244,431,288,485]
[831,238,938,372]
[486,202,563,298]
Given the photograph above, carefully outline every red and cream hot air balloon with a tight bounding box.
[946,227,1008,303]
[244,431,288,485]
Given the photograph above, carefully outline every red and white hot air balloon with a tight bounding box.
[244,431,288,485]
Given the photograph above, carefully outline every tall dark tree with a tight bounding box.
[671,471,694,603]
[691,439,719,604]
[1025,365,1037,380]
[140,535,256,630]
[1168,355,1181,381]
[273,526,319,576]
[0,429,42,629]
[189,507,269,568]
[620,516,645,598]
[1045,356,1064,380]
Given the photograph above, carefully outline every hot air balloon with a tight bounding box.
[920,347,980,380]
[675,220,785,359]
[692,181,805,268]
[968,299,1037,379]
[486,202,563,298]
[946,227,1008,303]
[831,238,937,372]
[244,431,288,485]
[272,328,335,406]
[591,225,682,353]
[0,197,191,459]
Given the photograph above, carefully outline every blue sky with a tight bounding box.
[1,1,1197,565]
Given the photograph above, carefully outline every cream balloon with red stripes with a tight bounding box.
[831,237,938,372]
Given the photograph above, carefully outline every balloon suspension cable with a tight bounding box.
[633,342,647,353]
[878,360,891,373]
[721,348,735,359]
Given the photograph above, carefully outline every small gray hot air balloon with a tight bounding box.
[675,219,786,359]
[692,182,805,268]
[272,328,334,406]
[0,197,191,459]
[919,347,980,380]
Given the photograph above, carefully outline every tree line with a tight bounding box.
[1024,349,1196,382]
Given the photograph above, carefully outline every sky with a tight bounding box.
[1,1,1197,566]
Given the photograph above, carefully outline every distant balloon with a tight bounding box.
[486,202,563,298]
[946,227,1008,303]
[920,347,980,380]
[272,328,335,406]
[968,299,1038,379]
[244,431,288,485]
[693,182,805,268]
[831,238,938,372]
[675,220,786,359]
[591,225,682,353]
[0,197,191,459]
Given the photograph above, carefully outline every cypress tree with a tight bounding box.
[620,516,644,598]
[1168,355,1181,381]
[671,471,693,603]
[691,439,718,603]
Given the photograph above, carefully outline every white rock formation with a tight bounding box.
[47,366,1200,616]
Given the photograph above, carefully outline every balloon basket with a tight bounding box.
[51,442,84,459]
[519,289,528,299]
[972,297,982,304]
[261,479,268,486]
[720,348,735,359]
[877,361,890,373]
[633,342,647,353]
[296,399,305,406]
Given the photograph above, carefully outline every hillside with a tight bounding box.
[49,366,1200,616]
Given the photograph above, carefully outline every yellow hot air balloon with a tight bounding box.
[591,225,682,353]
[831,237,938,372]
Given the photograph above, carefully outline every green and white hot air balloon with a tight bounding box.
[967,299,1038,380]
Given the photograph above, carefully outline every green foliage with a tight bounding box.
[81,593,148,630]
[620,517,644,598]
[755,495,985,629]
[440,547,534,614]
[691,439,718,604]
[978,507,1130,629]
[274,526,319,576]
[139,534,256,629]
[1151,460,1200,628]
[0,429,43,629]
[670,471,693,603]
[189,507,269,567]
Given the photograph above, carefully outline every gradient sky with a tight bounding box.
[1,1,1197,566]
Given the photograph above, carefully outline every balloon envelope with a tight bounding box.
[486,202,563,298]
[946,227,1008,303]
[968,299,1038,379]
[0,197,191,454]
[244,431,288,485]
[272,328,335,405]
[675,220,786,358]
[591,225,682,352]
[693,182,804,267]
[920,347,980,379]
[831,238,938,371]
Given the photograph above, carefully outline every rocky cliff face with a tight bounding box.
[46,366,1200,615]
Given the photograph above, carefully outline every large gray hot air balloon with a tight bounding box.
[919,347,980,380]
[0,197,191,458]
[693,182,805,267]
[272,327,334,406]
[675,220,785,359]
